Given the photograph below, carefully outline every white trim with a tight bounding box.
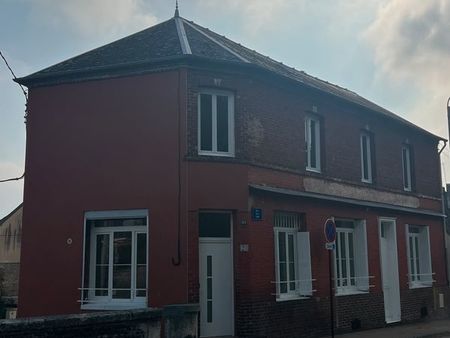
[305,116,321,172]
[198,212,235,336]
[360,133,373,183]
[175,17,192,54]
[182,19,249,63]
[402,146,412,191]
[197,91,235,157]
[85,209,148,219]
[81,210,149,310]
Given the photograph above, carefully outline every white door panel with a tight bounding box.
[379,219,401,323]
[199,239,233,337]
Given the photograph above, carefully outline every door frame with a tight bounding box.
[198,211,235,337]
[378,217,401,323]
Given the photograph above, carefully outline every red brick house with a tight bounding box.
[16,11,449,337]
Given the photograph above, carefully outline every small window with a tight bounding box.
[81,210,148,310]
[273,212,312,300]
[335,219,369,295]
[305,116,321,172]
[402,146,412,191]
[198,91,234,156]
[360,133,373,183]
[406,225,433,288]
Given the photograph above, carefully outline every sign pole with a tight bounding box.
[329,249,334,338]
[324,218,336,338]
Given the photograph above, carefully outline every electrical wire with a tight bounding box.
[0,49,27,183]
[0,50,28,101]
[0,173,24,183]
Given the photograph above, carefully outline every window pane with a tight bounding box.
[409,236,415,280]
[136,233,147,265]
[336,233,341,287]
[199,213,230,238]
[217,95,229,152]
[278,232,287,294]
[348,233,355,286]
[415,236,420,280]
[95,234,110,296]
[310,120,316,168]
[114,232,132,264]
[200,94,213,151]
[113,265,131,299]
[362,136,369,179]
[403,148,411,189]
[87,218,146,228]
[113,232,132,299]
[288,234,295,290]
[136,233,147,297]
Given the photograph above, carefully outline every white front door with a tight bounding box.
[379,218,401,323]
[199,238,233,337]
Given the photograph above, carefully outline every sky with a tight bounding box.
[0,0,450,218]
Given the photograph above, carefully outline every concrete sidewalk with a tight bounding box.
[333,319,450,338]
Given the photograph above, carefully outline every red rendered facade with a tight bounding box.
[18,64,448,336]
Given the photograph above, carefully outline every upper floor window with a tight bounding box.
[406,225,433,288]
[402,145,413,191]
[360,132,373,183]
[81,210,148,310]
[305,116,321,172]
[198,91,234,157]
[335,219,369,295]
[273,212,313,300]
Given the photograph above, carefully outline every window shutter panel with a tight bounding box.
[419,226,432,285]
[405,224,412,285]
[354,221,369,291]
[297,232,313,296]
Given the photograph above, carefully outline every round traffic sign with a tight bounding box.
[324,218,336,243]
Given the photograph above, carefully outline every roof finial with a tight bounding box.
[174,0,179,17]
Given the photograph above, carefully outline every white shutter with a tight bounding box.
[354,220,369,291]
[297,232,313,296]
[419,226,433,285]
[405,224,412,285]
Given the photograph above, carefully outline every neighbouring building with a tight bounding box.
[0,203,22,319]
[15,11,449,337]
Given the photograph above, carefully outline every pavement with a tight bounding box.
[333,318,450,338]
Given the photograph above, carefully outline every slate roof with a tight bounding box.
[16,13,443,140]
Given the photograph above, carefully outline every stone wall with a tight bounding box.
[0,305,199,338]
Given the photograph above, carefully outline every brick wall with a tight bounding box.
[186,68,442,199]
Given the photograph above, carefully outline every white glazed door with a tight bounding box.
[199,239,233,337]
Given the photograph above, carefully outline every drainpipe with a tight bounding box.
[442,98,450,286]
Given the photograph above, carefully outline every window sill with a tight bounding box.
[198,151,235,158]
[409,283,433,289]
[335,289,369,297]
[276,295,310,302]
[81,301,147,311]
[306,167,321,174]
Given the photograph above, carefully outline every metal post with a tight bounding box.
[329,249,335,338]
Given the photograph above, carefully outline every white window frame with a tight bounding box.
[334,219,369,296]
[402,146,412,191]
[197,90,235,157]
[273,212,313,301]
[406,225,433,288]
[360,133,373,183]
[305,116,321,172]
[81,209,148,310]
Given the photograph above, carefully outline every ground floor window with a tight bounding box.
[273,212,312,300]
[81,210,148,310]
[335,219,369,295]
[406,225,433,288]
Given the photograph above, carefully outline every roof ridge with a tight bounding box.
[174,17,192,54]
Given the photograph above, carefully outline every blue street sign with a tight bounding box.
[324,218,336,243]
[251,208,262,221]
